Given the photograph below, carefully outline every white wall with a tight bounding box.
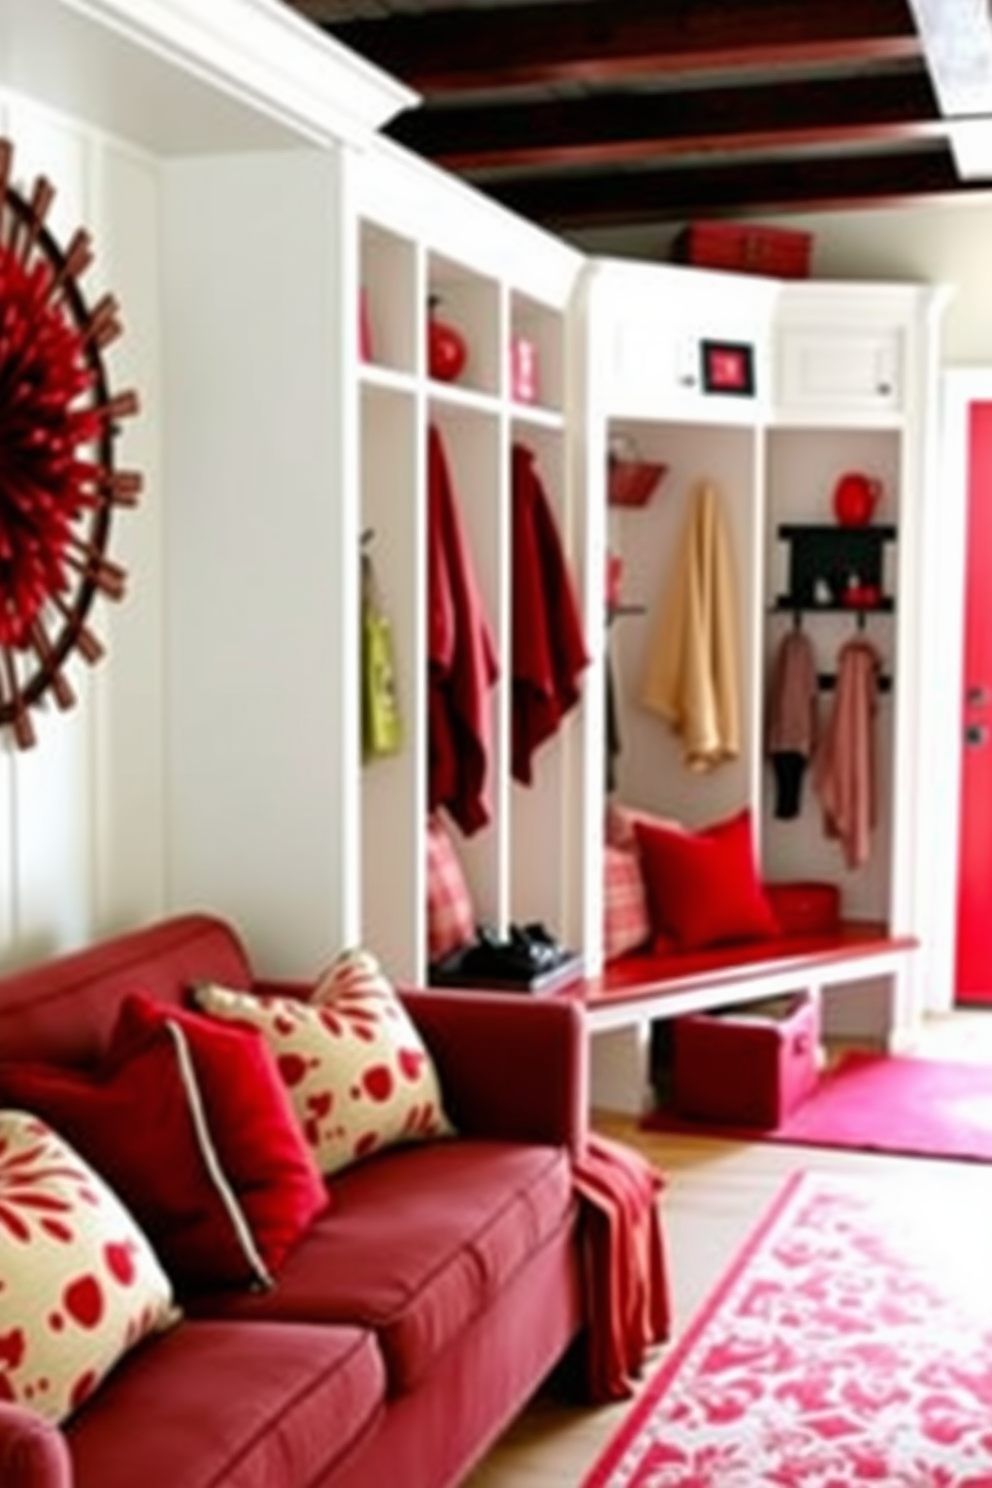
[0,0,404,978]
[0,89,166,972]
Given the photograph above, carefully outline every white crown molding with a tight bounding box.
[59,0,418,146]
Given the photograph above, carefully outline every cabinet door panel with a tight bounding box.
[608,318,698,411]
[779,329,902,413]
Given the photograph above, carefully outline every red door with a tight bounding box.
[955,399,992,1003]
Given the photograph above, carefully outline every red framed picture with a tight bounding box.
[701,339,755,396]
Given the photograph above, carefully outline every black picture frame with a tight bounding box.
[700,339,755,396]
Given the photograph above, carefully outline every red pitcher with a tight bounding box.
[832,471,881,527]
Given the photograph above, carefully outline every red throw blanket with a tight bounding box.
[573,1133,671,1403]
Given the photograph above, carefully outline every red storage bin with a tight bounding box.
[671,993,820,1129]
[672,222,812,280]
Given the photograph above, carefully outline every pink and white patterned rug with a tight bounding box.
[643,1053,992,1164]
[582,1170,992,1487]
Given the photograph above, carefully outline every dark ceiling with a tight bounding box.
[280,0,992,241]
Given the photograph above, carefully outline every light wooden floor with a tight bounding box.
[464,1009,992,1487]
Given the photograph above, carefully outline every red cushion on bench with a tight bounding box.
[633,809,780,951]
[765,881,840,937]
[602,928,868,995]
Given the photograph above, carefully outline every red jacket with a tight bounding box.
[428,425,499,834]
[511,443,589,784]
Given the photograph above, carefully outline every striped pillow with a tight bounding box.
[426,812,476,961]
[603,844,651,960]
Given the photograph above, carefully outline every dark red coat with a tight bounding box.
[427,425,499,834]
[511,443,589,784]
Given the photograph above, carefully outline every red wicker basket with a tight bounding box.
[608,456,667,508]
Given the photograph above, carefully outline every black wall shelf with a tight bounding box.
[776,522,896,610]
[772,597,895,616]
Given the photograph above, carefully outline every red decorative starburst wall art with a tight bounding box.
[0,137,142,749]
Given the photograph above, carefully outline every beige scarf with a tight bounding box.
[640,480,741,771]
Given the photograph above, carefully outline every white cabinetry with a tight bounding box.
[591,258,777,423]
[772,285,928,423]
[777,327,903,414]
[581,263,944,1043]
[166,131,585,986]
[354,145,585,983]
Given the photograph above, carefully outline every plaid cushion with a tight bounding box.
[603,844,651,961]
[426,813,476,961]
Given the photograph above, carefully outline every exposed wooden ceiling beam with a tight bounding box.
[484,140,966,227]
[391,66,941,172]
[280,0,992,229]
[327,0,920,94]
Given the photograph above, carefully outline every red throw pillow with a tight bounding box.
[0,1021,268,1292]
[426,811,476,960]
[633,808,780,951]
[195,948,454,1178]
[603,844,651,960]
[0,1112,178,1426]
[113,993,328,1274]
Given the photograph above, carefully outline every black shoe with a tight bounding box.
[511,922,566,969]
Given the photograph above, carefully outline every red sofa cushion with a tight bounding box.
[186,1137,575,1394]
[0,1021,268,1292]
[603,933,824,991]
[0,915,254,1067]
[634,808,780,950]
[113,993,328,1276]
[67,1319,385,1488]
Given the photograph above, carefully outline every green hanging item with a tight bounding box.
[361,548,404,761]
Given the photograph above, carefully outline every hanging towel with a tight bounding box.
[510,443,590,785]
[572,1132,671,1403]
[361,550,404,761]
[765,626,819,819]
[639,479,741,771]
[812,636,881,868]
[427,424,500,835]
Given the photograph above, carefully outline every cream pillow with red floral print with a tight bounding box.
[195,950,454,1178]
[0,1110,177,1425]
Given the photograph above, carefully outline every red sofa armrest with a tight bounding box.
[399,989,589,1162]
[0,1405,72,1488]
[251,976,590,1161]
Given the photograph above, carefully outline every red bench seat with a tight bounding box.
[557,921,919,1114]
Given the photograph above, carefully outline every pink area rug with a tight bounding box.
[582,1170,992,1487]
[644,1051,992,1162]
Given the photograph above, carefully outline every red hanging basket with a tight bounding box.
[607,437,668,508]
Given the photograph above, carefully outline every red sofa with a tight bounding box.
[0,913,589,1488]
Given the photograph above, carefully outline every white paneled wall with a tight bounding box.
[0,89,165,968]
